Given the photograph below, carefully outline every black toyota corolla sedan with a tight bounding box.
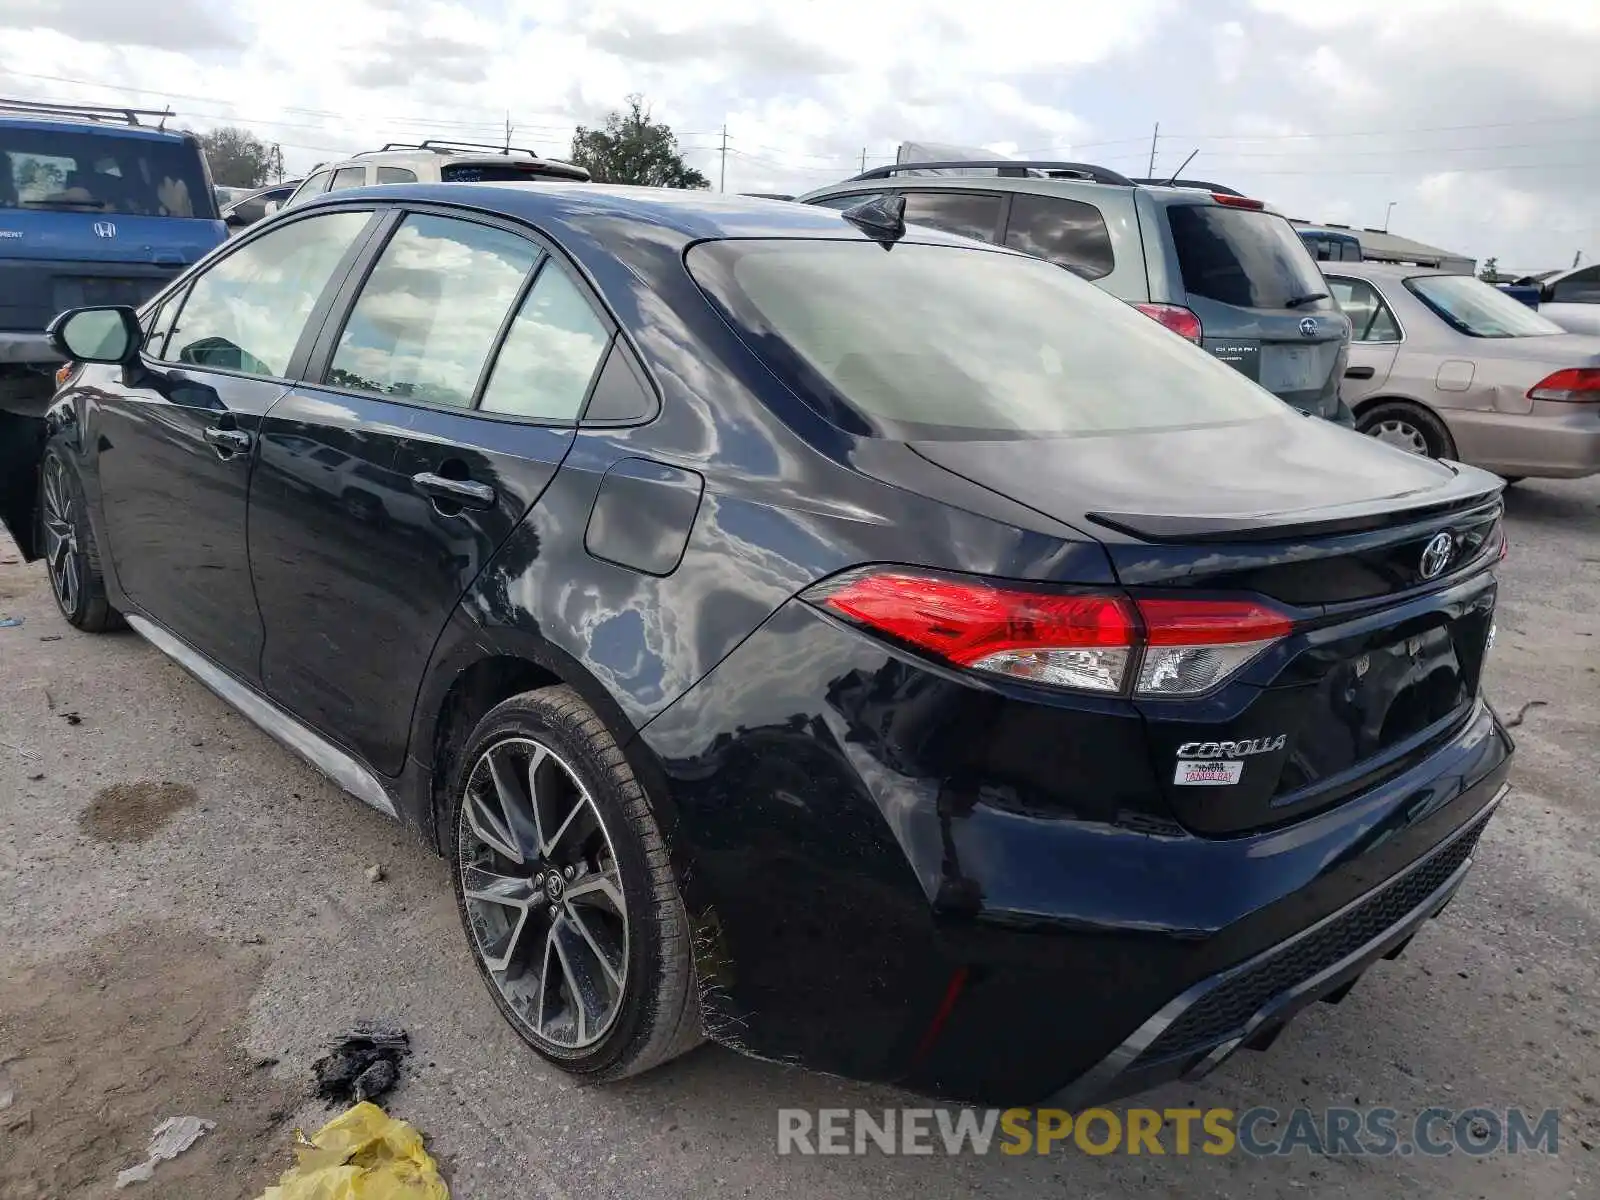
[6,183,1512,1105]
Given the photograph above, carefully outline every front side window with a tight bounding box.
[164,211,371,376]
[1003,193,1114,279]
[1550,265,1600,304]
[329,166,367,191]
[1327,277,1401,342]
[142,286,185,358]
[1406,274,1564,338]
[0,127,213,218]
[1168,205,1329,309]
[327,214,539,407]
[901,191,1003,243]
[288,170,333,206]
[688,238,1287,440]
[480,262,610,421]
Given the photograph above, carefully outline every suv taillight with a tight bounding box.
[1133,303,1203,344]
[1528,367,1600,402]
[807,568,1292,698]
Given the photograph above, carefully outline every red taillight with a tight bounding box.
[1527,367,1600,402]
[809,568,1292,697]
[1211,193,1265,210]
[1133,303,1203,344]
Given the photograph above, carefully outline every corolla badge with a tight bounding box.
[1419,531,1454,580]
[93,221,117,239]
[1298,316,1318,337]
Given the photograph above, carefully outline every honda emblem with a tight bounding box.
[93,221,117,239]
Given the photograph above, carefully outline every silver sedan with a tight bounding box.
[1326,262,1600,480]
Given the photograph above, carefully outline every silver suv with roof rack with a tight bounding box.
[800,160,1355,423]
[282,139,589,209]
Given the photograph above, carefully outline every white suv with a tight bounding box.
[283,140,589,208]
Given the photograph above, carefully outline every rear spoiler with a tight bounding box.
[1088,465,1504,543]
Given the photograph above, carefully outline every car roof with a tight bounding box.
[303,181,1006,249]
[0,115,194,144]
[1319,261,1455,282]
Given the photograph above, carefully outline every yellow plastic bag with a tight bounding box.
[255,1102,448,1200]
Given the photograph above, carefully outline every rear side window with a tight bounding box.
[327,214,539,407]
[0,127,214,219]
[901,192,1003,243]
[1167,205,1328,309]
[375,166,418,184]
[480,262,610,421]
[1003,194,1114,279]
[1327,277,1400,342]
[165,210,371,376]
[688,239,1285,440]
[328,166,367,191]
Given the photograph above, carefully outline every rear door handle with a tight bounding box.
[203,425,253,456]
[1344,366,1376,380]
[411,471,496,511]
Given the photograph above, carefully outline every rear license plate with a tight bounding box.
[1261,345,1321,392]
[1175,760,1243,786]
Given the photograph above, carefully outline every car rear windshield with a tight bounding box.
[687,238,1288,440]
[1168,204,1328,309]
[1405,274,1564,338]
[439,161,578,182]
[0,126,215,218]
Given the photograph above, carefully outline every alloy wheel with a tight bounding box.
[41,457,82,616]
[1369,418,1430,457]
[457,736,629,1051]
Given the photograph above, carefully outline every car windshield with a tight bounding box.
[0,126,215,218]
[1168,205,1329,309]
[687,238,1289,440]
[1405,274,1565,338]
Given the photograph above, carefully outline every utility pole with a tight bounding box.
[1384,200,1397,233]
[1146,122,1159,177]
[719,124,727,193]
[504,111,512,153]
[860,147,867,174]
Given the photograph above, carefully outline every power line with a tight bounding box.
[1166,113,1600,141]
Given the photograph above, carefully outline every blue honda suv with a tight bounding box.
[0,98,224,551]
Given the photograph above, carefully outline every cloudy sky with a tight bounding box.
[3,0,1595,270]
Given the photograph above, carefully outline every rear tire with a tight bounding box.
[1357,401,1456,461]
[38,447,122,633]
[447,685,701,1082]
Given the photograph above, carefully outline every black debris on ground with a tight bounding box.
[311,1027,410,1107]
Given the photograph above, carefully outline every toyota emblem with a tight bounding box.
[1298,316,1318,338]
[93,221,117,239]
[1419,532,1454,580]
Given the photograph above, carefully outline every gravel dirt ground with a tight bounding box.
[1,477,1596,1199]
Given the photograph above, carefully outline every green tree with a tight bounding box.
[569,96,710,189]
[196,126,274,188]
[1478,256,1500,283]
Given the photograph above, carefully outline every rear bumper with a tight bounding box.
[1449,405,1600,479]
[0,331,61,366]
[1052,779,1506,1107]
[638,600,1516,1104]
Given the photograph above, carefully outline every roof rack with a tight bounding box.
[365,139,550,159]
[847,160,1136,187]
[0,96,173,129]
[1131,177,1245,196]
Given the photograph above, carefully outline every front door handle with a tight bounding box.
[1344,365,1376,380]
[203,425,253,457]
[411,471,496,511]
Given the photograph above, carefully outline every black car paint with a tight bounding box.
[29,184,1511,1104]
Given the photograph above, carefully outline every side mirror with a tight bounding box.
[224,208,248,228]
[46,306,142,365]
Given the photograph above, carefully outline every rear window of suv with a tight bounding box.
[1,126,215,219]
[1167,205,1327,310]
[688,238,1286,440]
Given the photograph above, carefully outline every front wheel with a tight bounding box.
[1357,401,1456,460]
[38,449,121,632]
[448,685,700,1081]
